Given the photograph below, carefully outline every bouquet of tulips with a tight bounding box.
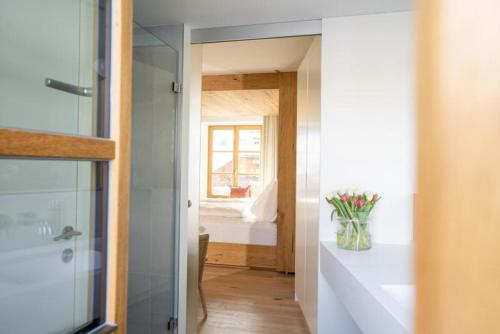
[325,190,381,251]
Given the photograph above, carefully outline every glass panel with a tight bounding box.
[0,0,109,137]
[211,175,233,197]
[0,160,107,334]
[212,129,234,151]
[212,152,234,173]
[238,175,262,197]
[239,152,261,174]
[239,129,261,151]
[128,25,179,334]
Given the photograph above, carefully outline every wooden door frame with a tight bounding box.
[201,73,297,273]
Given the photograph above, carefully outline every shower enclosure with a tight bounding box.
[127,25,180,333]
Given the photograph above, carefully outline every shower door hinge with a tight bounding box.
[171,82,182,93]
[167,317,178,331]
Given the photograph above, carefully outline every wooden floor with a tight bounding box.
[198,265,310,334]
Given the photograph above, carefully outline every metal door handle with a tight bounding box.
[53,226,82,241]
[45,78,92,97]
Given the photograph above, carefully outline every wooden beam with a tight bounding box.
[276,72,297,273]
[0,128,115,160]
[416,0,500,332]
[107,0,132,332]
[202,73,279,91]
[206,242,276,269]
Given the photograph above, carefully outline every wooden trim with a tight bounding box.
[416,0,500,332]
[0,128,115,160]
[207,125,262,198]
[206,242,276,269]
[276,72,297,273]
[202,73,279,91]
[107,0,132,333]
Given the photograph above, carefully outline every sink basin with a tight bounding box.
[381,284,415,313]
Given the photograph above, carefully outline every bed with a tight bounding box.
[199,198,277,246]
[199,183,278,268]
[199,215,277,246]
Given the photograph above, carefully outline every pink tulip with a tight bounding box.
[356,198,364,208]
[340,193,349,202]
[372,194,379,203]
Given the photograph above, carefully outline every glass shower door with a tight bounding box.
[127,25,179,334]
[0,1,110,333]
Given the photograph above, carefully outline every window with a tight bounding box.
[208,125,262,198]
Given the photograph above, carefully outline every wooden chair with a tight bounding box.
[199,234,209,320]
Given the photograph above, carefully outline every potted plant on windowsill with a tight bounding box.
[325,190,381,251]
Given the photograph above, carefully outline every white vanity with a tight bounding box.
[319,242,414,333]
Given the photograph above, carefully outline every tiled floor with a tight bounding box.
[198,265,310,334]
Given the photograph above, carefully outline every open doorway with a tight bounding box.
[191,35,321,333]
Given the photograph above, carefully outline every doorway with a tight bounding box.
[190,35,321,333]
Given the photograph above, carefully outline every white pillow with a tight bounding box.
[250,181,278,222]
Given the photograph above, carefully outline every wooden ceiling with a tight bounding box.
[201,89,279,118]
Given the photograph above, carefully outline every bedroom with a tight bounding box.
[193,36,318,332]
[199,118,278,268]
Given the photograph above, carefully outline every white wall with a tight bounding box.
[319,12,415,246]
[295,36,321,334]
[317,11,414,333]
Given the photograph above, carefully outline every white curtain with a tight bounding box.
[262,115,278,187]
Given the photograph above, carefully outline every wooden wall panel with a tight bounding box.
[206,242,276,269]
[276,72,297,273]
[416,0,500,332]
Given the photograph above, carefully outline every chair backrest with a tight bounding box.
[199,234,209,284]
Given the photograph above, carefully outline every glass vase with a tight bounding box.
[336,216,372,251]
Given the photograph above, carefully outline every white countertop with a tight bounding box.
[320,241,414,334]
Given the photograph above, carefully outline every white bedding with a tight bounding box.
[199,215,277,246]
[199,198,253,218]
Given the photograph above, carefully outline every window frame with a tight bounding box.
[207,125,262,198]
